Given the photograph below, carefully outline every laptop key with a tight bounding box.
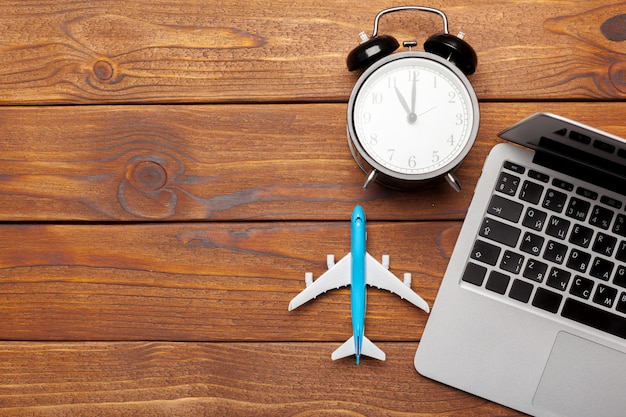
[479,217,521,247]
[495,172,520,196]
[462,262,487,286]
[470,240,501,266]
[615,266,626,288]
[500,250,525,274]
[592,232,617,257]
[589,205,614,230]
[617,241,626,263]
[486,271,510,295]
[565,197,590,221]
[519,180,543,205]
[614,214,626,237]
[593,284,617,308]
[522,207,547,231]
[567,249,591,273]
[509,279,534,303]
[570,275,594,299]
[562,298,626,339]
[569,224,593,248]
[546,215,570,240]
[487,194,524,223]
[542,189,567,213]
[532,287,563,313]
[546,267,571,291]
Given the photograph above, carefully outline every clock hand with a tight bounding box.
[416,105,437,118]
[410,76,416,115]
[394,86,411,116]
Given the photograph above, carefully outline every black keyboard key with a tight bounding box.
[546,267,571,291]
[576,187,597,200]
[500,250,525,274]
[601,195,622,210]
[567,249,591,273]
[495,172,520,196]
[470,240,501,266]
[509,279,534,303]
[617,292,626,314]
[532,288,563,313]
[569,224,593,248]
[519,180,544,205]
[589,205,614,230]
[543,240,567,264]
[590,257,614,281]
[462,262,488,286]
[479,217,521,247]
[593,284,617,308]
[520,232,544,256]
[617,241,626,263]
[522,207,547,231]
[523,259,548,282]
[528,169,549,183]
[570,275,594,299]
[487,194,524,223]
[546,216,570,240]
[542,189,567,213]
[552,177,574,192]
[486,271,510,295]
[614,214,626,237]
[562,298,626,339]
[615,265,626,288]
[592,232,617,257]
[565,197,590,221]
[503,161,525,174]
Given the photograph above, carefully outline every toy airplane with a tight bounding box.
[288,205,429,364]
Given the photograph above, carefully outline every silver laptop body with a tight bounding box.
[415,113,626,417]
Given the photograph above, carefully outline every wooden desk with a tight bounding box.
[1,1,624,415]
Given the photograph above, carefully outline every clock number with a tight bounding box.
[432,151,440,163]
[387,149,395,160]
[447,134,455,146]
[455,113,463,125]
[362,112,371,124]
[369,133,378,145]
[372,92,383,104]
[448,91,456,103]
[409,70,420,81]
[387,77,397,89]
[408,156,417,168]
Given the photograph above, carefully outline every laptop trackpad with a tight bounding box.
[533,331,626,417]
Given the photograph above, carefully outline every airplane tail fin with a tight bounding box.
[331,336,386,364]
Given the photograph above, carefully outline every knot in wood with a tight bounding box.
[130,161,168,192]
[609,62,626,94]
[93,60,114,81]
[601,14,626,42]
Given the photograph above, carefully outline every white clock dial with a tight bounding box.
[350,54,478,179]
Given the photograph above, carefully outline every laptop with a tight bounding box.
[415,112,626,417]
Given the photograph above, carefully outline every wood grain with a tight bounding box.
[0,221,455,341]
[0,102,624,222]
[0,342,521,416]
[0,1,624,104]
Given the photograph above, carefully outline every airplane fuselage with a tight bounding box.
[350,205,367,364]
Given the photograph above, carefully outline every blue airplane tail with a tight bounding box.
[331,335,386,364]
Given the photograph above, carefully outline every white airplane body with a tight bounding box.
[288,205,429,364]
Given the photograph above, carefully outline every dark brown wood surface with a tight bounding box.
[1,1,625,415]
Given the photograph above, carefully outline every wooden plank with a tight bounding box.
[0,221,454,341]
[0,1,624,104]
[1,102,625,221]
[0,341,524,416]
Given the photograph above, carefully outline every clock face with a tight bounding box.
[349,52,479,180]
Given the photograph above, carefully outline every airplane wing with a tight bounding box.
[365,253,430,313]
[288,253,352,311]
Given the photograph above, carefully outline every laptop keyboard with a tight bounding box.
[462,160,626,339]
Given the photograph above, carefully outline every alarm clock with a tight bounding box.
[346,6,480,191]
